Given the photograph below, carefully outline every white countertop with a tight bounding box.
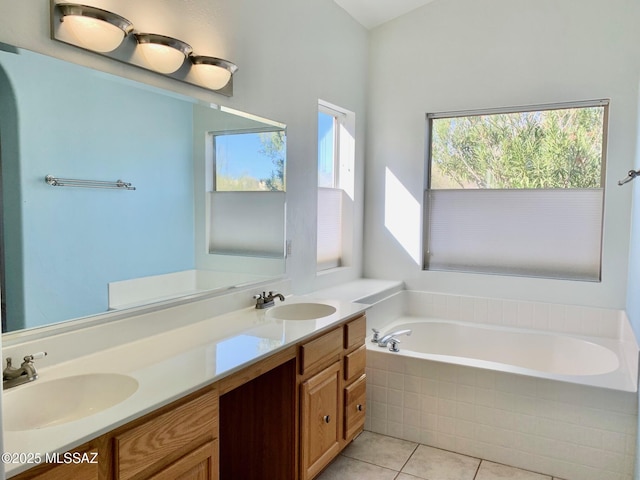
[3,296,368,477]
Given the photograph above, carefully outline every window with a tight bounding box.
[317,101,355,271]
[425,100,608,281]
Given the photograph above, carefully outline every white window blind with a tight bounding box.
[209,191,285,257]
[425,188,604,281]
[317,187,343,270]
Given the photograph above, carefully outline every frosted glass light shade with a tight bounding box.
[190,56,238,90]
[135,34,192,74]
[57,4,133,53]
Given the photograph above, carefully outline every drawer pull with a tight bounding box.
[323,415,331,424]
[356,404,363,412]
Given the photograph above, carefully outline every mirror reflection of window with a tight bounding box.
[214,130,286,192]
[208,128,287,258]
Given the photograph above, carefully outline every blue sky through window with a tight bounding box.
[318,111,335,188]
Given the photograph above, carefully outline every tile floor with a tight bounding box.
[317,431,566,480]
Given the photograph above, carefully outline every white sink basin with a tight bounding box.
[3,373,138,431]
[266,302,337,320]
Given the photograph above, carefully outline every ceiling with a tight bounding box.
[333,0,436,29]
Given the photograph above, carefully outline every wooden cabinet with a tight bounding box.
[299,314,367,480]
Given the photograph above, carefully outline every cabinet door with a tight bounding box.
[300,362,341,480]
[148,440,218,480]
[344,374,366,442]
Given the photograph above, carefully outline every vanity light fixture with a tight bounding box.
[134,33,192,74]
[57,3,133,53]
[190,55,238,90]
[51,1,238,95]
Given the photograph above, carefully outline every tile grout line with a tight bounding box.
[472,459,484,480]
[395,443,420,479]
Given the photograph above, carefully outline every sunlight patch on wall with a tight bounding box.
[384,167,421,265]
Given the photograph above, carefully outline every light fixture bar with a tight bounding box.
[51,0,237,95]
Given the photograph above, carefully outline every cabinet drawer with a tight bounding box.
[115,389,218,480]
[344,344,366,383]
[300,327,342,375]
[344,315,366,351]
[344,374,366,442]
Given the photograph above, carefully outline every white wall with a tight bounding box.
[365,0,640,308]
[627,45,640,480]
[0,0,369,294]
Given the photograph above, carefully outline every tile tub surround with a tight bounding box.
[317,431,566,479]
[364,350,637,480]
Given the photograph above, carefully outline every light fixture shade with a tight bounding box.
[135,33,192,74]
[57,3,133,53]
[190,55,238,90]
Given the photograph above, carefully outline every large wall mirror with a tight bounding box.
[0,43,286,335]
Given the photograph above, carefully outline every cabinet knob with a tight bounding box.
[323,415,331,424]
[356,404,363,412]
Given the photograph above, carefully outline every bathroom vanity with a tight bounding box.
[4,298,367,480]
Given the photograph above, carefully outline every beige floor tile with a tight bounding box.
[341,431,418,471]
[402,445,480,480]
[315,455,398,480]
[475,461,551,480]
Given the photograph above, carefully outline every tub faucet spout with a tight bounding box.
[377,329,412,347]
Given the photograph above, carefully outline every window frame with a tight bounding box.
[317,100,354,272]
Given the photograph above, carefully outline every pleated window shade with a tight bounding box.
[424,188,604,281]
[317,187,343,270]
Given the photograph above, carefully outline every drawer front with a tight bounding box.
[344,315,366,351]
[300,327,343,375]
[344,344,366,383]
[116,389,218,480]
[344,374,366,442]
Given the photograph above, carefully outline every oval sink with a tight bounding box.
[266,302,337,320]
[3,373,138,431]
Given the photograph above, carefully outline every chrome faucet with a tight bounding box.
[3,352,47,389]
[253,291,285,309]
[377,329,412,347]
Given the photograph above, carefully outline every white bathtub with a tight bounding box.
[369,317,637,392]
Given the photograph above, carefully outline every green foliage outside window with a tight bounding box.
[430,106,604,189]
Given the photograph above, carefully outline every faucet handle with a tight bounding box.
[371,329,380,343]
[22,352,47,364]
[388,337,401,353]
